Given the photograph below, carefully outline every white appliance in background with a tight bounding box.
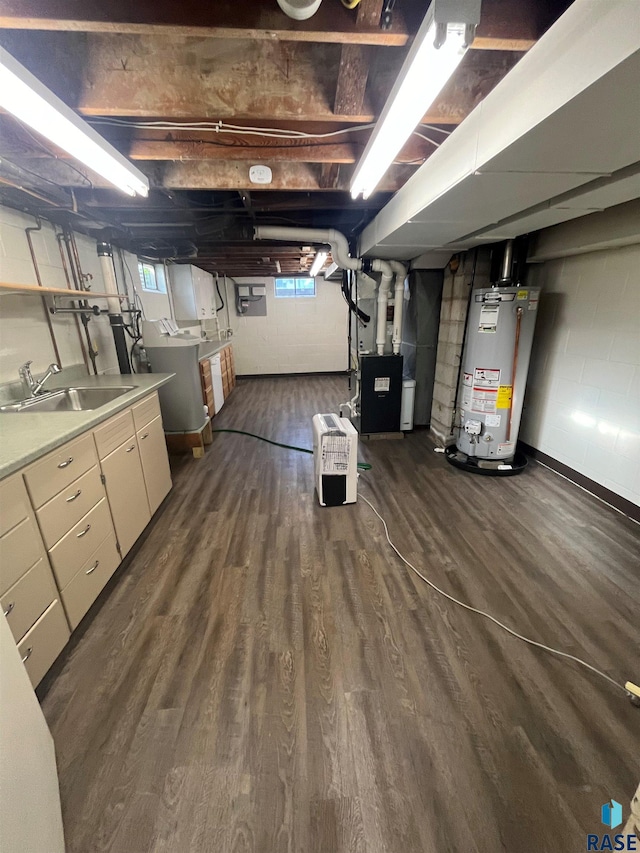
[312,414,358,507]
[401,379,416,431]
[210,353,224,414]
[0,613,65,853]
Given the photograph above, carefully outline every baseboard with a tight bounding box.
[236,371,349,379]
[519,441,639,523]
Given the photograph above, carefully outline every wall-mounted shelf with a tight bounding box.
[0,281,127,299]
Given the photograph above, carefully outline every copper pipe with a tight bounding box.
[56,231,91,374]
[25,218,62,366]
[506,305,523,441]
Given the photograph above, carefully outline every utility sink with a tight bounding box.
[0,386,136,413]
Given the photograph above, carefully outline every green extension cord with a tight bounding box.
[210,428,372,471]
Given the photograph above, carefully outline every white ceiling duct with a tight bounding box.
[359,0,640,260]
[277,0,322,21]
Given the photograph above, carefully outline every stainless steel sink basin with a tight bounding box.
[0,386,136,413]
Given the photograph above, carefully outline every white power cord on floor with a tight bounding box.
[360,494,638,702]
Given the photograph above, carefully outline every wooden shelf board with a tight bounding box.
[0,281,127,299]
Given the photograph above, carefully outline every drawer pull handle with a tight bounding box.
[3,602,15,617]
[22,647,33,663]
[86,560,99,575]
[77,523,91,538]
[141,433,149,440]
[58,457,74,469]
[126,444,136,453]
[66,489,82,503]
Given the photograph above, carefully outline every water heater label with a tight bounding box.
[517,290,528,300]
[474,368,501,387]
[479,304,499,333]
[485,414,501,427]
[528,292,539,311]
[497,385,513,408]
[471,388,497,413]
[374,377,390,392]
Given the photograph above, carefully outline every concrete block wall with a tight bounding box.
[225,276,348,375]
[430,249,491,444]
[0,206,141,385]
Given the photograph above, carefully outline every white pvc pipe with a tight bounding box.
[253,226,361,271]
[97,252,122,315]
[389,260,407,355]
[371,259,394,355]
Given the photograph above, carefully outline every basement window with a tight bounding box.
[138,261,167,294]
[274,277,316,298]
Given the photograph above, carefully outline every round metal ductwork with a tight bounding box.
[276,0,322,20]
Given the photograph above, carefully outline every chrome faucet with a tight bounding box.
[19,361,61,397]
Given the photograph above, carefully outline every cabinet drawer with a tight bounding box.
[0,515,44,596]
[36,465,105,550]
[61,535,120,630]
[132,392,162,432]
[24,433,97,509]
[48,498,114,589]
[0,473,31,537]
[1,558,57,643]
[18,599,70,688]
[94,408,135,459]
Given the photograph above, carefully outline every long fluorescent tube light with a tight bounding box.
[351,3,474,200]
[0,47,149,197]
[309,251,328,278]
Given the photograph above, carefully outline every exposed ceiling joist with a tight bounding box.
[11,157,412,192]
[0,31,523,123]
[0,0,546,50]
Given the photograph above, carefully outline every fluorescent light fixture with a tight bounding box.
[351,1,478,200]
[0,47,149,197]
[309,251,328,278]
[324,261,339,279]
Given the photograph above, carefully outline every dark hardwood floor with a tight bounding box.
[41,375,640,853]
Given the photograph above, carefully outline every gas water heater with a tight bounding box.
[447,265,540,474]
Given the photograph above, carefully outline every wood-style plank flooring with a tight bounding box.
[41,375,640,853]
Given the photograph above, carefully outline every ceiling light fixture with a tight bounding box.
[0,47,149,197]
[309,251,328,278]
[350,0,480,200]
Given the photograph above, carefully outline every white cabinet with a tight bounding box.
[137,416,172,514]
[170,264,215,320]
[0,613,65,853]
[99,436,151,558]
[0,389,172,686]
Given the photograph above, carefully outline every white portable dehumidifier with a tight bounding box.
[312,413,358,506]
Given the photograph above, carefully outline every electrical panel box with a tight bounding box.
[234,281,267,317]
[359,354,403,434]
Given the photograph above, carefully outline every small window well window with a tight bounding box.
[138,262,167,294]
[274,277,316,298]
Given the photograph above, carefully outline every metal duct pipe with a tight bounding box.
[500,239,514,283]
[97,241,131,374]
[389,260,408,355]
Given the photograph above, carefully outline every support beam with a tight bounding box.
[0,0,411,45]
[0,0,560,50]
[12,158,414,192]
[0,31,524,123]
